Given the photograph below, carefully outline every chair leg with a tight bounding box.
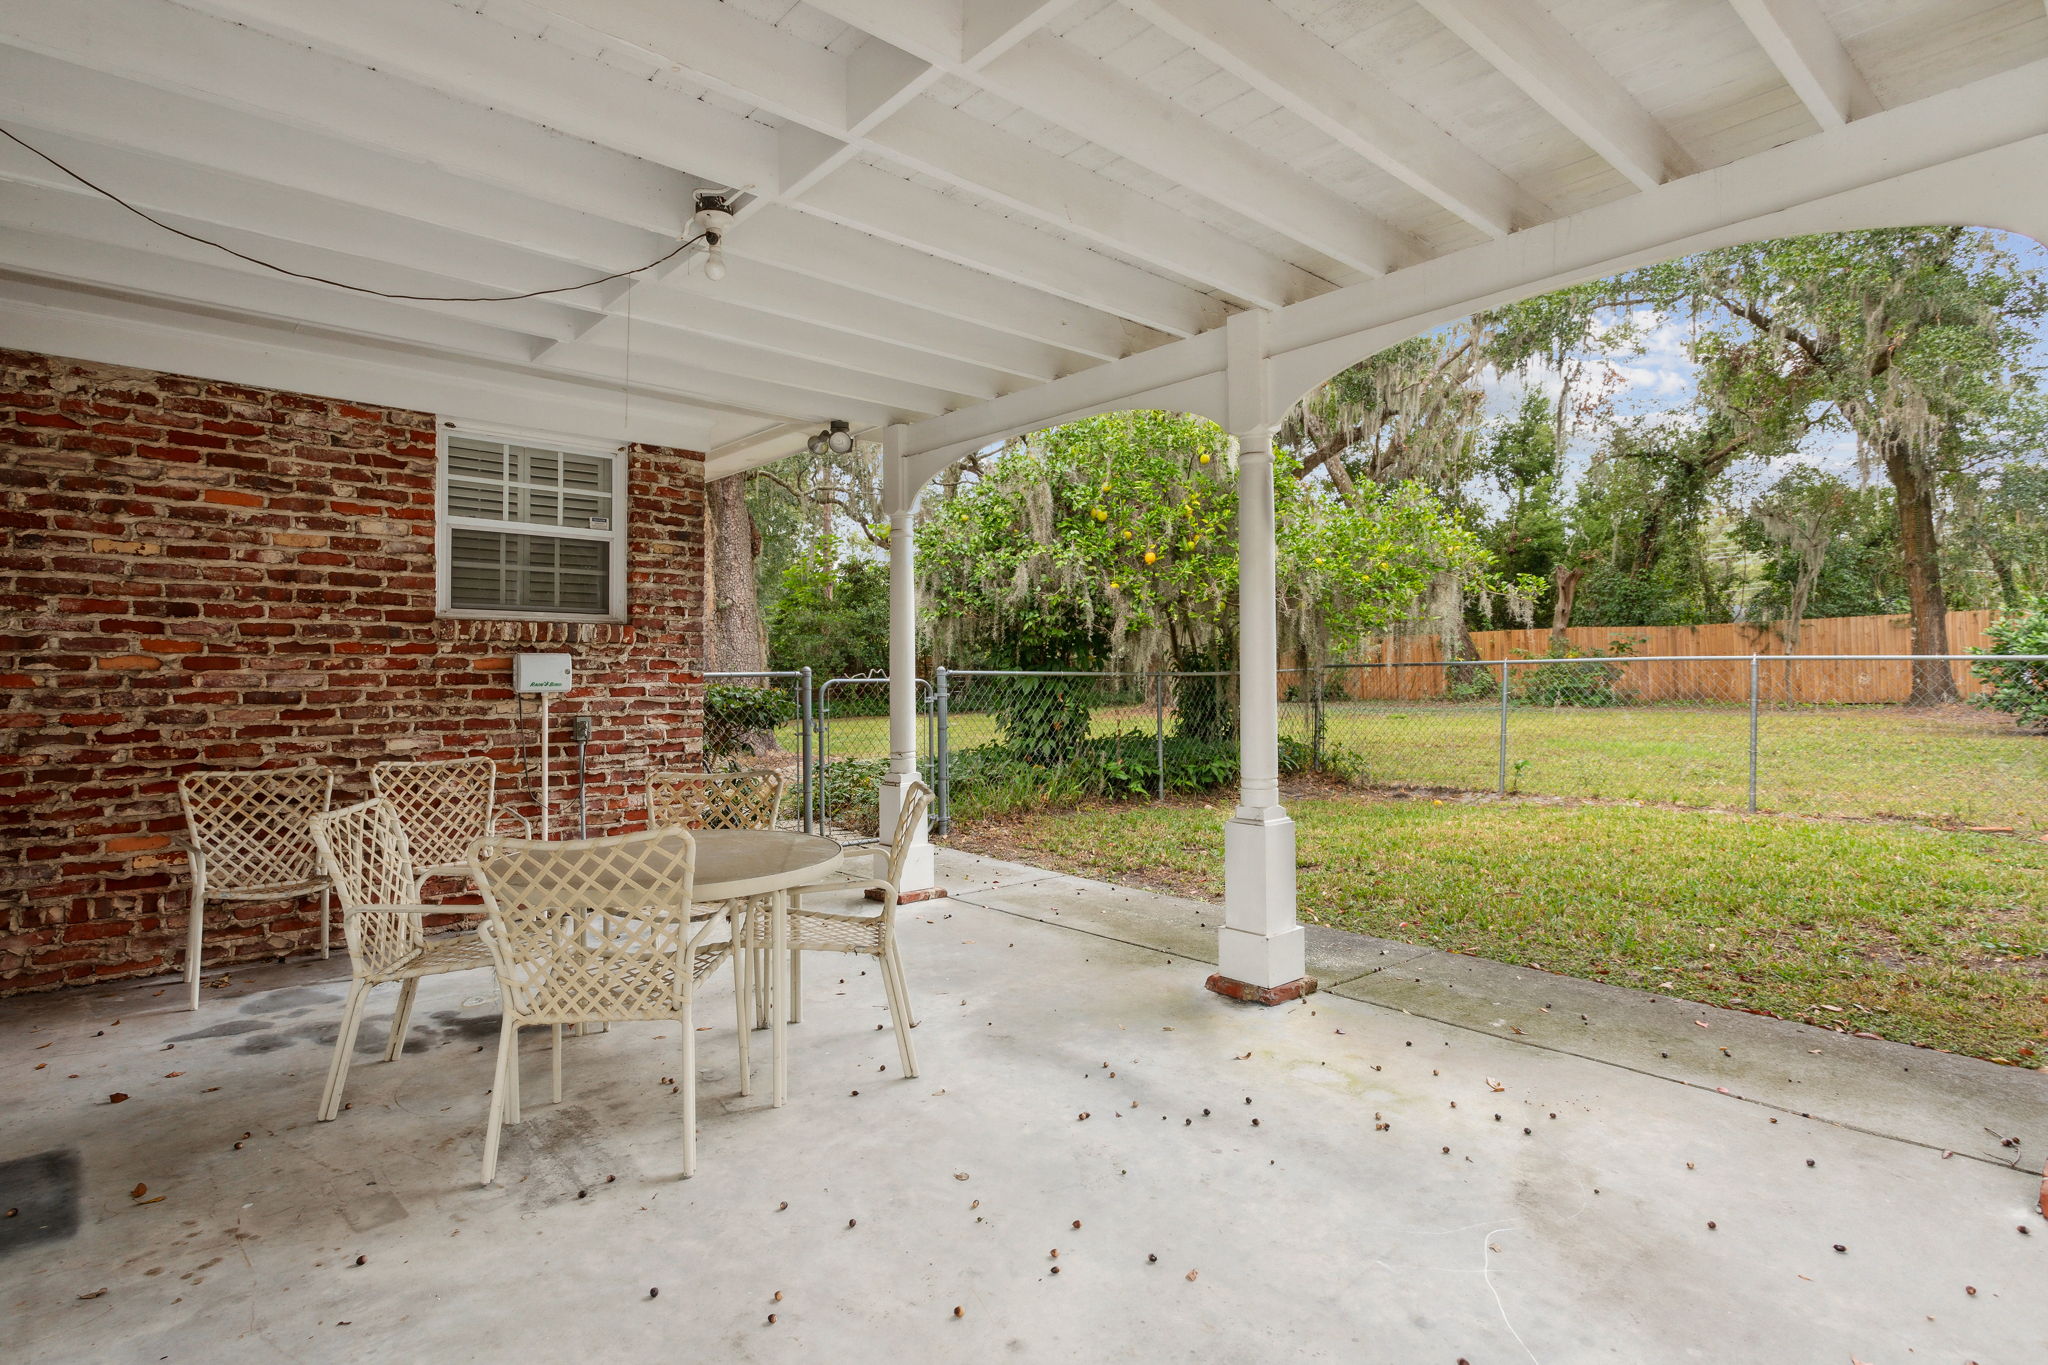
[383,978,419,1063]
[789,946,802,1025]
[317,886,331,959]
[732,943,752,1098]
[881,940,919,1079]
[318,979,373,1121]
[185,884,206,1012]
[551,1023,564,1105]
[481,1014,517,1186]
[680,997,698,1179]
[503,1019,520,1129]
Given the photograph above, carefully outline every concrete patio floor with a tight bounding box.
[4,849,2045,1364]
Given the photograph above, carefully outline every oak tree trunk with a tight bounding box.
[1877,434,1958,705]
[1549,566,1584,645]
[705,473,767,674]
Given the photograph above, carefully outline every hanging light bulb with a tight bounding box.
[825,418,853,455]
[689,189,735,285]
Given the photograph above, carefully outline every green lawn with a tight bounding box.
[954,795,2048,1063]
[1301,700,2047,830]
[792,700,2048,830]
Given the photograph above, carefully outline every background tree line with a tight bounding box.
[707,227,2048,707]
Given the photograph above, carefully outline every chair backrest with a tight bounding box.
[177,764,333,893]
[469,826,701,1023]
[371,756,499,870]
[881,779,934,889]
[308,798,425,976]
[646,769,785,832]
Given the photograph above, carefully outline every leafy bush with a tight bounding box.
[941,729,1340,823]
[1443,662,1501,703]
[1972,601,2048,731]
[816,756,888,835]
[1172,669,1237,744]
[706,683,797,760]
[989,674,1095,766]
[1512,644,1628,707]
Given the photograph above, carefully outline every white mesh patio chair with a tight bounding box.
[645,769,786,833]
[758,779,931,1077]
[175,764,334,1011]
[468,825,744,1184]
[306,798,498,1122]
[647,768,785,1026]
[370,755,530,894]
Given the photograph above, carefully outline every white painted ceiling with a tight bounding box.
[0,0,2041,472]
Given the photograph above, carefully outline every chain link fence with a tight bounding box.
[814,674,933,841]
[1299,654,2048,831]
[704,669,813,832]
[712,656,2047,839]
[933,668,1279,835]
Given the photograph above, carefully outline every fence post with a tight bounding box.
[799,667,814,834]
[1311,665,1325,770]
[1154,671,1166,803]
[1747,654,1759,813]
[1497,658,1509,796]
[934,666,951,837]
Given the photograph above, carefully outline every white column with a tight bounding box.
[1215,310,1306,996]
[877,424,935,892]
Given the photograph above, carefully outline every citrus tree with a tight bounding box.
[917,409,1509,679]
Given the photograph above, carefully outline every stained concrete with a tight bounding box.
[3,851,2044,1363]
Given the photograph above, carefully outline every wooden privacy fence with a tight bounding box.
[1308,610,1999,705]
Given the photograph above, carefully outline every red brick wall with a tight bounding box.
[0,349,706,996]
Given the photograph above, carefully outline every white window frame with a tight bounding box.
[433,420,630,624]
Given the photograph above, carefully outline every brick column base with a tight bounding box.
[1205,973,1318,1006]
[865,886,949,904]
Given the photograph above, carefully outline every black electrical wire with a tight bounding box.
[0,124,708,302]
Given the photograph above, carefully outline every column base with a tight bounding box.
[865,885,948,904]
[1205,973,1319,1006]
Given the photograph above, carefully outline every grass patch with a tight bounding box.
[791,701,2048,829]
[956,795,2048,1063]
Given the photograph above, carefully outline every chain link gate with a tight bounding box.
[816,674,933,842]
[703,669,814,833]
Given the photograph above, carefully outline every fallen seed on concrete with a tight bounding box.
[648,1288,659,1299]
[1147,1254,1157,1263]
[1834,1245,1847,1253]
[1966,1286,1978,1296]
[953,1306,964,1318]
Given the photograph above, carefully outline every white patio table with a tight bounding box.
[687,828,842,1107]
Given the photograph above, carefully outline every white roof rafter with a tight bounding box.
[0,0,2034,473]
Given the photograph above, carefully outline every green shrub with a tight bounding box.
[989,674,1095,766]
[816,756,888,834]
[1972,601,2048,731]
[1172,669,1237,744]
[1512,644,1628,707]
[706,683,797,760]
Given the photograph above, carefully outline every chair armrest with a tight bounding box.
[493,810,534,837]
[792,877,894,904]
